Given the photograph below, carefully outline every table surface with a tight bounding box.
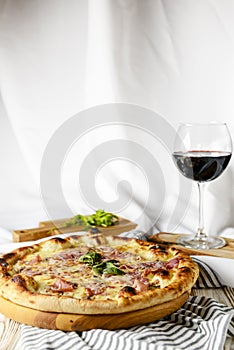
[0,286,233,350]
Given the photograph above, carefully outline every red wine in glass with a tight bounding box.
[173,151,231,182]
[173,123,232,250]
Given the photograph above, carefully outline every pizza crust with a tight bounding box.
[0,234,199,315]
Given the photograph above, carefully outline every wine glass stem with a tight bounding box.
[197,182,206,239]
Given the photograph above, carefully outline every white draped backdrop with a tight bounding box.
[0,0,234,243]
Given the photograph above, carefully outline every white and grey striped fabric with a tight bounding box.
[18,232,234,350]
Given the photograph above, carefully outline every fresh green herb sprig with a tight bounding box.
[93,261,125,276]
[78,250,102,265]
[65,209,119,228]
[78,251,125,276]
[47,209,119,235]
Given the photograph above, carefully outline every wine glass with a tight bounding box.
[172,122,232,249]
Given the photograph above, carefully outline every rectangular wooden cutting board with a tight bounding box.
[12,217,137,242]
[149,232,234,259]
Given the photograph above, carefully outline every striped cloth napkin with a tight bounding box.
[15,232,234,350]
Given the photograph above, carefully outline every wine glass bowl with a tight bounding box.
[172,122,232,249]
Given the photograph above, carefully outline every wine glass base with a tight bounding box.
[177,235,226,250]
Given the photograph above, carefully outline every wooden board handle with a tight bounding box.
[12,226,68,242]
[149,232,234,259]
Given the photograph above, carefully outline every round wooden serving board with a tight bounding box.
[0,292,189,331]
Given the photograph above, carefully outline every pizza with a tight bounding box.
[0,234,199,315]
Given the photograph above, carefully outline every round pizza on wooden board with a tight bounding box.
[0,234,199,330]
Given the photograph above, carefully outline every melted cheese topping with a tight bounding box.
[12,242,180,301]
